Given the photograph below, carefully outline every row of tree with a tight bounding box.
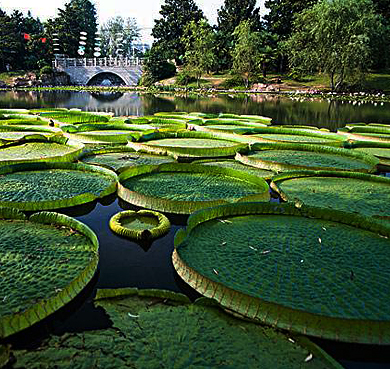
[0,0,140,73]
[144,0,390,91]
[0,0,389,91]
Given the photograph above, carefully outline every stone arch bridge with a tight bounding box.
[53,57,143,86]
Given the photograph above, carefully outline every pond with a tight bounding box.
[1,90,390,131]
[1,90,390,368]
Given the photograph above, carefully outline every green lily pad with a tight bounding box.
[173,202,390,344]
[38,110,111,124]
[0,162,117,211]
[118,163,270,214]
[0,208,98,338]
[236,142,378,172]
[271,170,390,221]
[0,136,84,166]
[81,149,175,172]
[65,130,136,144]
[127,131,248,160]
[109,210,170,240]
[251,133,343,145]
[0,132,53,140]
[192,158,275,179]
[11,288,341,368]
[354,147,390,170]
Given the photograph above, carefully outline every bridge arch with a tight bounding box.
[87,72,127,86]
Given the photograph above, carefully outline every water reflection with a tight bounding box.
[0,90,390,130]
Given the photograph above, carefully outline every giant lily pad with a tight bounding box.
[192,158,275,179]
[236,142,378,173]
[109,210,170,240]
[338,125,390,143]
[127,131,248,160]
[65,130,139,144]
[11,288,341,368]
[0,208,98,338]
[0,162,117,211]
[346,141,390,171]
[271,170,390,221]
[38,110,111,124]
[118,163,270,214]
[0,135,84,166]
[218,127,345,146]
[80,147,175,172]
[173,202,390,344]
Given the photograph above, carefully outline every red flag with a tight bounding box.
[41,38,47,43]
[23,33,31,40]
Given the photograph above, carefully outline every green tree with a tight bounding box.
[231,20,263,88]
[151,0,204,65]
[141,44,176,86]
[54,0,98,57]
[215,0,262,71]
[100,16,140,57]
[371,0,390,69]
[372,0,390,20]
[21,12,50,70]
[286,0,384,91]
[0,9,48,71]
[264,0,318,72]
[0,9,19,71]
[182,20,216,86]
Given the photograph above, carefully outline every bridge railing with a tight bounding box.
[53,57,143,70]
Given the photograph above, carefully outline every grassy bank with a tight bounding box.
[159,71,390,94]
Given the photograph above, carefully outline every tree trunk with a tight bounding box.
[262,62,267,78]
[330,71,335,92]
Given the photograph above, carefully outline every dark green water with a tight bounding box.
[1,90,390,368]
[1,90,390,130]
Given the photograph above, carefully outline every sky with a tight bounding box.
[1,0,267,43]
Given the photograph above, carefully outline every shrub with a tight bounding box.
[40,65,53,76]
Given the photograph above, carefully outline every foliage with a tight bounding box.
[285,0,385,91]
[0,9,49,71]
[182,20,217,86]
[218,73,246,88]
[215,0,262,70]
[39,65,53,76]
[151,0,204,65]
[264,0,318,72]
[50,0,98,57]
[231,20,264,88]
[141,44,177,86]
[175,70,196,86]
[99,16,140,58]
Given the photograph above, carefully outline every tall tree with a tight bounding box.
[182,19,216,86]
[372,0,390,20]
[215,0,262,71]
[99,16,139,57]
[100,16,140,57]
[151,0,204,65]
[371,0,390,69]
[21,11,50,69]
[231,20,263,88]
[54,0,98,57]
[286,0,384,91]
[264,0,318,72]
[0,9,19,71]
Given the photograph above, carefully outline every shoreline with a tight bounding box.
[1,85,389,103]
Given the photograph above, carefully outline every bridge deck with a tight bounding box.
[53,57,142,69]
